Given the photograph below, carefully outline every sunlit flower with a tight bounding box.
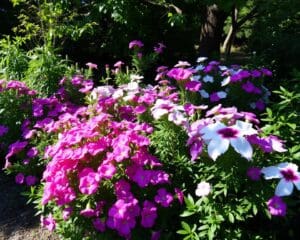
[200,120,257,160]
[262,162,300,196]
[195,181,211,197]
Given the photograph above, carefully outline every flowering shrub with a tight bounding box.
[3,41,300,239]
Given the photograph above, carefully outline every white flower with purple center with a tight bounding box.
[261,162,300,196]
[200,120,257,160]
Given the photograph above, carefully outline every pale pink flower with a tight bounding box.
[195,181,211,197]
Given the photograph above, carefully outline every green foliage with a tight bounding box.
[262,82,300,163]
[0,85,33,154]
[0,36,28,80]
[24,45,70,96]
[177,153,273,240]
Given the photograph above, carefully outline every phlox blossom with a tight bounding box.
[141,200,157,228]
[154,188,173,207]
[195,181,211,197]
[200,120,257,160]
[86,62,98,69]
[267,196,286,216]
[129,40,144,49]
[79,168,101,195]
[41,214,56,231]
[167,68,193,81]
[261,162,300,196]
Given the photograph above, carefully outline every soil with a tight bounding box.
[0,172,59,240]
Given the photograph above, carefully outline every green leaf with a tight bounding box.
[181,211,196,217]
[181,221,191,231]
[177,230,188,235]
[228,212,235,223]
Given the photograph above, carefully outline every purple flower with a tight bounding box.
[93,218,105,232]
[129,40,144,49]
[167,68,193,81]
[141,200,157,228]
[80,207,96,217]
[185,81,202,92]
[261,68,272,77]
[154,188,173,207]
[247,167,261,181]
[189,139,203,161]
[0,125,8,137]
[27,147,38,158]
[26,175,38,186]
[154,43,166,54]
[267,196,286,216]
[15,173,25,184]
[62,207,72,220]
[255,99,266,111]
[41,214,56,231]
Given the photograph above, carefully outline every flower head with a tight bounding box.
[247,167,261,181]
[262,162,300,196]
[267,196,286,216]
[195,181,211,197]
[86,62,98,69]
[129,40,144,49]
[200,120,257,160]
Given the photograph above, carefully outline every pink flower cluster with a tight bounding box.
[35,80,181,238]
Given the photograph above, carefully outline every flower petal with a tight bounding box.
[261,166,281,179]
[230,137,253,160]
[235,120,257,136]
[200,122,226,141]
[207,138,229,161]
[294,179,300,191]
[275,179,294,196]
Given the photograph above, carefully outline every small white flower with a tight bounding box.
[196,57,208,63]
[174,61,191,67]
[195,181,211,197]
[130,74,144,82]
[126,81,139,91]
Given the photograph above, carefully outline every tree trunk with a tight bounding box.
[222,6,238,58]
[199,4,227,58]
